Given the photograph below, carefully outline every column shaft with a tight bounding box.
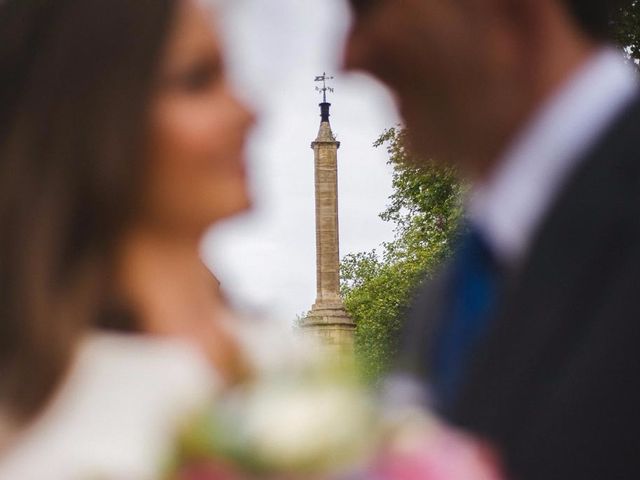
[313,139,341,305]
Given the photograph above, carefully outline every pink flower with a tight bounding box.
[372,422,505,480]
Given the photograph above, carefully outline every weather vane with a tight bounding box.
[315,72,335,103]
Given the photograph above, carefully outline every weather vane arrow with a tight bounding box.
[315,72,335,103]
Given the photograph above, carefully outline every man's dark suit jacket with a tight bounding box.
[398,95,640,480]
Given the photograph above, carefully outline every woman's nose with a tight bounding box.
[238,99,256,130]
[227,88,256,130]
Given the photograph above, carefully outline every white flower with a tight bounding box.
[244,381,372,471]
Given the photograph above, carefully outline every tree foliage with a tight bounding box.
[341,128,464,381]
[614,0,640,64]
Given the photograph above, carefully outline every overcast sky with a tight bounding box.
[201,0,400,322]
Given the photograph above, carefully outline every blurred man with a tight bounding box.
[344,0,640,478]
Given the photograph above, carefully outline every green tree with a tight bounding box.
[614,0,640,64]
[341,128,464,382]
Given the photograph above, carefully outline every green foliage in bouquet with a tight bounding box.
[341,127,465,383]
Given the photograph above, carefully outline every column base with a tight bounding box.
[300,302,355,356]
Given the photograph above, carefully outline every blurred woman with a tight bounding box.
[0,0,254,477]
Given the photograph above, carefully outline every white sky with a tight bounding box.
[201,0,400,322]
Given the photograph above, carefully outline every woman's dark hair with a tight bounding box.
[563,0,631,39]
[0,0,177,423]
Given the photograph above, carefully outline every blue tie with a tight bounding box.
[431,226,503,410]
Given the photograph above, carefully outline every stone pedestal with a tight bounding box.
[301,303,354,355]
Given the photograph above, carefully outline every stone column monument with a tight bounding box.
[301,74,356,355]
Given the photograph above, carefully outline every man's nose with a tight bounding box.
[342,27,369,73]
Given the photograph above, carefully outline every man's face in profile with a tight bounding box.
[343,0,523,171]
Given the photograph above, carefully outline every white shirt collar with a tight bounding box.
[468,47,639,267]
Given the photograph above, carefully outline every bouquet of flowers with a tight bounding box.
[165,350,377,480]
[164,341,505,480]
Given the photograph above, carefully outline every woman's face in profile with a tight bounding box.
[144,0,254,234]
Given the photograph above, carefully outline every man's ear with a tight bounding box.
[348,0,383,16]
[500,0,594,53]
[456,0,534,39]
[489,0,541,32]
[486,0,551,52]
[514,0,574,37]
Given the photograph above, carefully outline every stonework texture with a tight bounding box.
[301,116,355,355]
